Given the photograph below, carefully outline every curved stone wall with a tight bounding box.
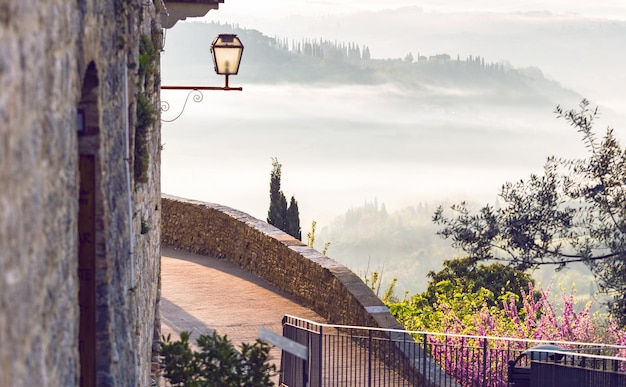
[161,194,403,330]
[161,194,455,386]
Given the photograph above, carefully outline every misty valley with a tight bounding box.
[161,21,623,308]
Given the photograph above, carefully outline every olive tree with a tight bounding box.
[433,100,626,324]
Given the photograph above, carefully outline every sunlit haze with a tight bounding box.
[161,0,626,293]
[208,0,626,20]
[162,0,626,225]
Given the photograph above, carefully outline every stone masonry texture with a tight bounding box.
[1,1,161,385]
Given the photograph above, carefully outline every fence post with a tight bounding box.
[368,329,372,387]
[317,325,323,387]
[482,337,488,387]
[423,333,428,386]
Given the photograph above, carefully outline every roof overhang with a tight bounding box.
[160,0,225,29]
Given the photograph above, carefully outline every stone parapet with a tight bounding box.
[161,194,403,330]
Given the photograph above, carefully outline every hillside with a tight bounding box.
[161,21,579,105]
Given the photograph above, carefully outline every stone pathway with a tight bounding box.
[160,245,326,382]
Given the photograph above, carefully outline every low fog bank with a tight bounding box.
[161,83,593,227]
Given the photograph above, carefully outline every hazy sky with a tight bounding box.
[209,0,626,20]
[168,0,626,213]
[199,0,626,115]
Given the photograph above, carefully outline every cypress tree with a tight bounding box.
[286,196,301,240]
[267,158,301,240]
[267,158,287,230]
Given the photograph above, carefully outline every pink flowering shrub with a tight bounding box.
[387,282,626,386]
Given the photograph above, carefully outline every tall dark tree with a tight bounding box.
[433,100,626,325]
[267,158,301,240]
[267,158,287,230]
[286,196,301,240]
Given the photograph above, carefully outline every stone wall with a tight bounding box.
[161,195,453,386]
[132,5,164,384]
[0,1,161,385]
[161,195,403,330]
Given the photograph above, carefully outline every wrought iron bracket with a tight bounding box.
[160,79,242,122]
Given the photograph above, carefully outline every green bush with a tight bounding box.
[134,92,153,184]
[159,331,278,387]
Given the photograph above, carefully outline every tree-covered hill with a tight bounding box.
[162,21,579,104]
[316,200,457,295]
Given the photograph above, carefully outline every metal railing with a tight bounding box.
[279,315,626,387]
[519,349,626,387]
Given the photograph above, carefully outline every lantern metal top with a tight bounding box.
[210,34,244,76]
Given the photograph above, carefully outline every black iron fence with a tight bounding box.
[278,315,626,387]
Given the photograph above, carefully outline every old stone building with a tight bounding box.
[0,0,225,385]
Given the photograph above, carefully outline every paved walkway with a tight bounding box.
[160,245,326,379]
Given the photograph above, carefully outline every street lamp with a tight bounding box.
[210,34,244,89]
[161,34,244,121]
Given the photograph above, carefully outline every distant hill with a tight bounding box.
[316,200,457,295]
[161,21,579,105]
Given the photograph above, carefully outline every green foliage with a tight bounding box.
[134,92,153,184]
[381,257,531,331]
[307,221,316,248]
[138,33,157,86]
[134,33,158,185]
[386,279,626,386]
[387,279,618,342]
[159,331,278,387]
[434,100,626,325]
[362,264,399,303]
[307,220,330,255]
[140,217,150,234]
[267,157,287,229]
[322,241,331,255]
[422,257,535,308]
[267,158,301,240]
[286,196,301,240]
[135,91,154,131]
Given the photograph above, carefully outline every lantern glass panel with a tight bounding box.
[211,34,244,75]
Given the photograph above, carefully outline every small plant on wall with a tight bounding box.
[140,217,150,234]
[134,92,154,183]
[138,33,157,89]
[134,33,158,185]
